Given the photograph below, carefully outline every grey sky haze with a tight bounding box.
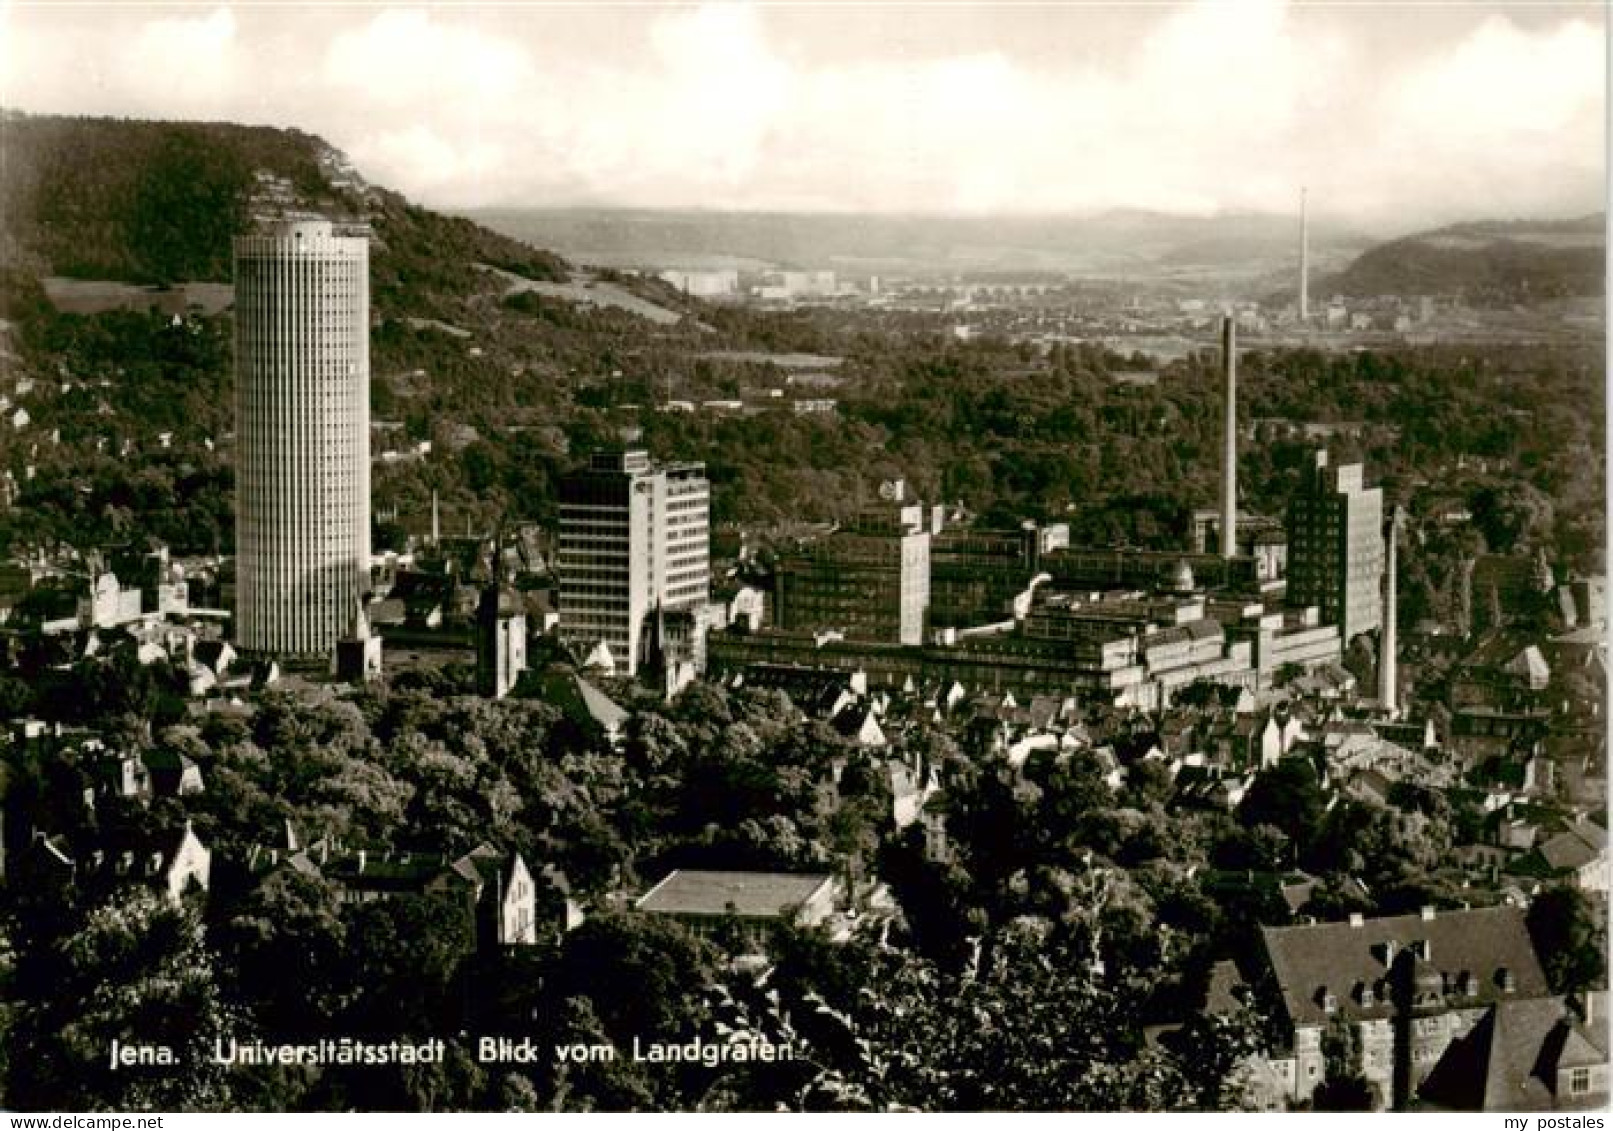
[2,2,1605,228]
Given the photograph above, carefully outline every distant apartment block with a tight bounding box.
[658,269,738,298]
[557,448,710,675]
[753,270,838,301]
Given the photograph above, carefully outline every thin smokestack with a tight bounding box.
[1380,506,1400,713]
[1221,316,1237,560]
[1300,187,1310,323]
[431,490,440,546]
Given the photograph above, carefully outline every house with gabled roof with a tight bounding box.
[1256,905,1553,1109]
[143,745,205,797]
[18,822,210,905]
[1510,818,1609,893]
[1419,992,1609,1111]
[535,667,630,747]
[243,835,547,950]
[887,748,940,831]
[445,844,541,947]
[83,741,151,802]
[832,702,887,748]
[736,662,864,720]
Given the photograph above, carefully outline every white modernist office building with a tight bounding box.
[557,448,710,675]
[233,220,371,655]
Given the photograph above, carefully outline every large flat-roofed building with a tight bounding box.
[636,869,840,948]
[716,586,1267,710]
[636,869,838,924]
[1043,546,1264,595]
[930,524,1063,629]
[233,220,371,656]
[773,488,933,645]
[1218,602,1344,690]
[557,448,709,675]
[1286,450,1384,644]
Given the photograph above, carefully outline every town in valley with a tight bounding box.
[0,2,1606,1115]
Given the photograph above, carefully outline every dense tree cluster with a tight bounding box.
[703,919,1264,1112]
[1,674,1287,1111]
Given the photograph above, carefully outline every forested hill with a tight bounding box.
[0,111,567,291]
[1326,215,1604,303]
[0,111,707,555]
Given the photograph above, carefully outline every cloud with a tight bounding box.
[1388,14,1601,140]
[2,2,1603,226]
[120,7,239,111]
[4,5,242,118]
[1356,14,1605,219]
[323,9,535,106]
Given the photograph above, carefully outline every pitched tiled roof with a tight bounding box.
[1261,906,1548,1028]
[1204,958,1250,1016]
[1539,820,1607,873]
[1506,646,1551,687]
[538,669,628,732]
[1420,995,1607,1111]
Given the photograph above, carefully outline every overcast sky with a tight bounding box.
[3,2,1605,227]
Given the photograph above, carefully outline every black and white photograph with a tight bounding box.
[0,0,1607,1116]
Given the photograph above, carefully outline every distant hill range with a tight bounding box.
[467,206,1375,291]
[1323,215,1605,303]
[3,109,1597,311]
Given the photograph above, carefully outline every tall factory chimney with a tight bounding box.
[1299,187,1310,323]
[1220,316,1237,560]
[1379,506,1400,713]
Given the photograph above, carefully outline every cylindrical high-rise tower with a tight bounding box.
[234,220,370,655]
[1220,316,1237,560]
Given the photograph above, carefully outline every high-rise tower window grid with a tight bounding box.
[234,221,371,656]
[557,451,710,676]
